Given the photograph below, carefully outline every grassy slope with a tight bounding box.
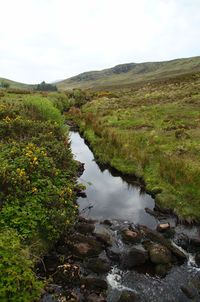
[56,56,200,90]
[0,77,35,90]
[69,71,200,222]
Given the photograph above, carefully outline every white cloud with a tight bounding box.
[0,0,199,83]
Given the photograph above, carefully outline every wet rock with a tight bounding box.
[87,258,111,274]
[189,277,200,291]
[75,222,95,234]
[94,228,112,246]
[78,216,97,224]
[180,285,195,299]
[121,230,142,244]
[145,208,169,219]
[103,219,112,226]
[156,223,170,232]
[174,233,190,251]
[190,237,200,249]
[195,253,200,266]
[77,161,85,177]
[124,247,148,268]
[81,278,108,290]
[139,225,187,261]
[155,263,171,277]
[106,246,121,261]
[148,243,172,264]
[85,293,106,302]
[69,234,103,258]
[117,291,141,302]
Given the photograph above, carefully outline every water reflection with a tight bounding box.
[70,131,157,228]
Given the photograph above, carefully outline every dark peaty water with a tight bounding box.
[70,131,157,228]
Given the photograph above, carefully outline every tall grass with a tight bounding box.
[22,95,65,128]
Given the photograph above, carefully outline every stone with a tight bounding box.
[117,291,141,302]
[106,246,121,261]
[125,247,148,268]
[155,264,171,277]
[69,234,103,258]
[148,243,172,264]
[156,223,170,232]
[75,222,95,234]
[87,258,111,274]
[180,286,195,299]
[195,253,200,266]
[189,277,200,291]
[121,230,142,244]
[103,219,112,226]
[85,293,106,302]
[139,225,187,261]
[81,278,108,290]
[95,232,112,246]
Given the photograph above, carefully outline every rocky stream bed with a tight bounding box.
[38,130,200,302]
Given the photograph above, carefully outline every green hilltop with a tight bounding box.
[56,56,200,90]
[0,77,35,90]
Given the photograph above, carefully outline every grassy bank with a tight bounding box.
[68,72,200,222]
[0,90,91,301]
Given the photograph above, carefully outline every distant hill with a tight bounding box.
[0,77,35,90]
[56,56,200,90]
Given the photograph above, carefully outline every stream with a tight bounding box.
[41,130,200,302]
[70,131,200,302]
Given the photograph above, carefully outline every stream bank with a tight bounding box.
[39,130,200,302]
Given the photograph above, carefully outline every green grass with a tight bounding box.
[69,71,200,222]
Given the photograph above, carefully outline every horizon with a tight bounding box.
[1,55,199,85]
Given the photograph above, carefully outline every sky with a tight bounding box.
[0,0,199,84]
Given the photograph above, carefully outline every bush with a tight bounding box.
[0,228,42,302]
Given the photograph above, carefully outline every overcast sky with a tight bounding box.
[0,0,199,84]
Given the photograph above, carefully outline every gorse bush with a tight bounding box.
[0,91,79,301]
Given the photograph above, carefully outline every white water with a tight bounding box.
[106,266,137,293]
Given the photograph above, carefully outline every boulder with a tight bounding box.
[103,219,112,226]
[85,294,106,302]
[117,291,141,302]
[180,286,195,299]
[81,277,108,290]
[124,247,148,268]
[69,234,103,258]
[195,253,200,266]
[156,223,170,232]
[148,243,172,264]
[106,246,121,261]
[139,225,187,261]
[94,228,112,246]
[87,258,111,274]
[75,222,95,234]
[155,264,171,277]
[121,230,142,244]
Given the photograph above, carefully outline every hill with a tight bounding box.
[56,56,200,90]
[0,77,35,90]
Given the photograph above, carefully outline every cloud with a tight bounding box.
[0,0,199,83]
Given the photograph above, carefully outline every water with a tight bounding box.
[69,130,200,302]
[70,131,157,228]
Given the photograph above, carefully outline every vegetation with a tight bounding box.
[35,81,57,91]
[1,80,10,88]
[68,71,200,222]
[56,56,200,90]
[0,77,35,90]
[0,90,91,301]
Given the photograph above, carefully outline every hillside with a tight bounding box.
[0,77,35,90]
[56,56,200,90]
